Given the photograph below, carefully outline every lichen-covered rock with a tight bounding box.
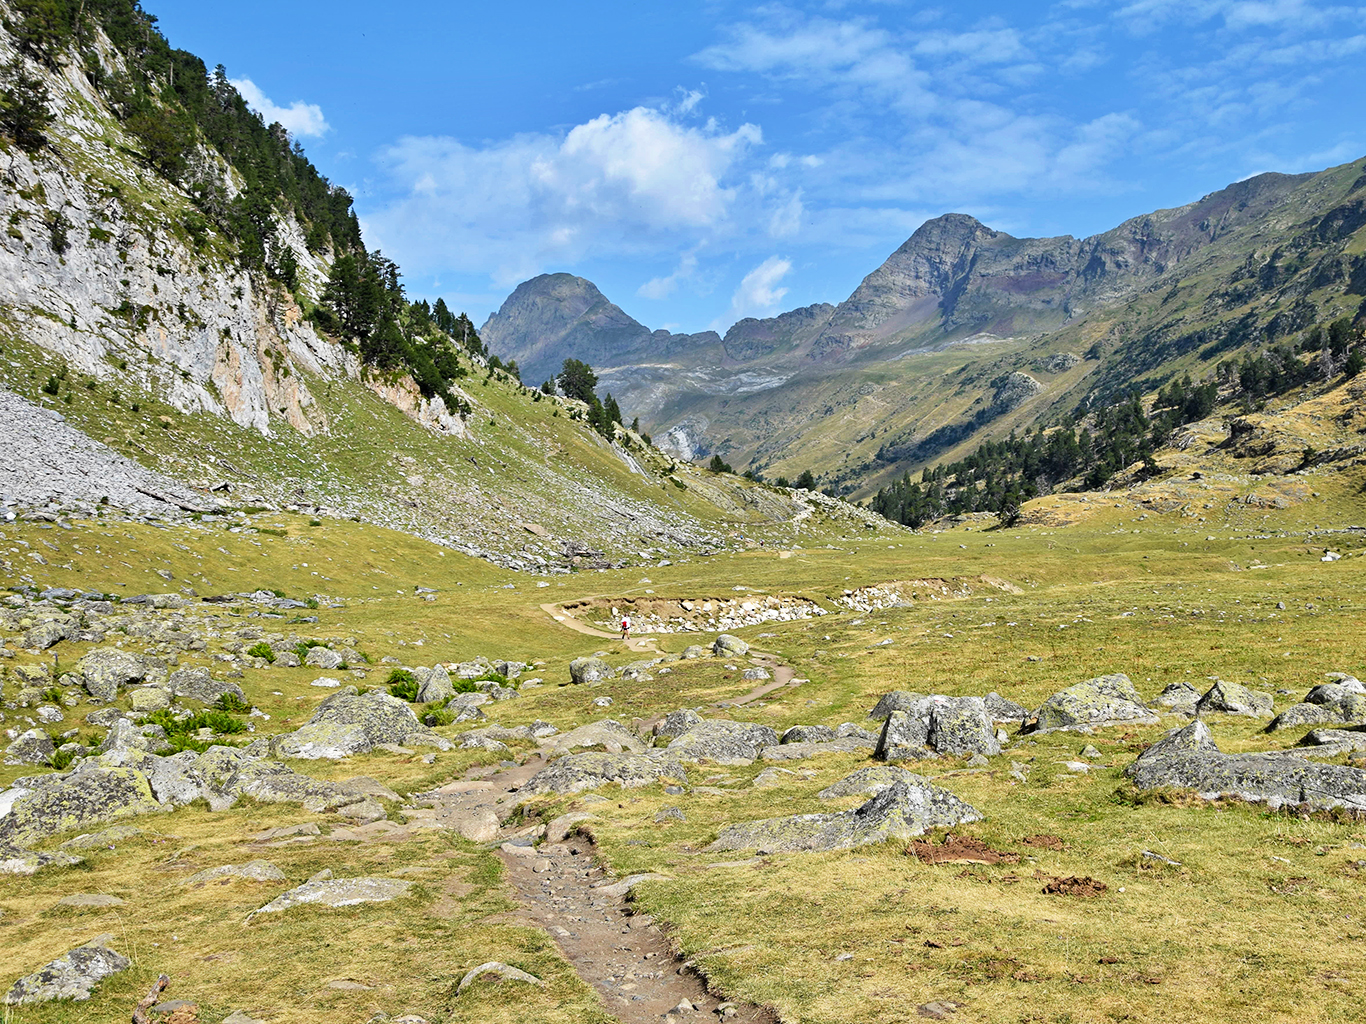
[304,646,345,670]
[654,709,703,739]
[96,719,167,755]
[1124,720,1366,811]
[185,860,287,884]
[169,666,244,705]
[1195,680,1275,717]
[818,765,933,800]
[876,709,931,761]
[569,657,613,685]
[0,767,162,855]
[4,730,55,766]
[521,752,689,795]
[761,738,874,761]
[982,692,1029,722]
[875,696,999,759]
[74,647,148,701]
[4,936,129,1004]
[543,719,646,755]
[667,720,779,764]
[415,665,454,704]
[681,645,708,659]
[781,725,835,744]
[1266,703,1343,732]
[713,634,749,656]
[1156,681,1200,709]
[128,687,171,713]
[248,876,412,918]
[271,689,450,759]
[867,690,928,721]
[708,779,981,854]
[1031,673,1158,733]
[1306,678,1366,703]
[193,745,350,811]
[836,722,879,742]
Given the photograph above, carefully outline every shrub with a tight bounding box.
[422,704,456,727]
[245,641,275,662]
[49,748,77,770]
[387,668,418,702]
[213,692,251,713]
[41,685,62,703]
[293,639,327,660]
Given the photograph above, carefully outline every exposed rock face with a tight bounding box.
[4,730,55,766]
[170,666,244,705]
[654,709,704,739]
[1124,721,1366,811]
[818,766,933,800]
[520,753,689,796]
[992,371,1045,411]
[781,725,836,744]
[248,877,413,918]
[4,936,129,1005]
[1030,674,1158,732]
[868,691,928,721]
[73,647,149,701]
[542,720,646,755]
[708,779,982,854]
[569,657,613,685]
[267,689,451,759]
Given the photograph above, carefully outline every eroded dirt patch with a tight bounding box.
[908,835,1021,865]
[1039,874,1108,897]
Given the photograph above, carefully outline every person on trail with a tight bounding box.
[620,615,631,641]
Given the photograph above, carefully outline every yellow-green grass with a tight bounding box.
[0,795,613,1024]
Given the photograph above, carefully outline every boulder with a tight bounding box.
[193,746,351,811]
[1266,703,1343,732]
[569,657,613,685]
[1031,673,1158,732]
[681,645,708,659]
[169,667,244,705]
[520,753,689,796]
[875,697,999,759]
[95,719,167,755]
[4,936,129,1004]
[0,767,162,858]
[22,619,75,650]
[761,738,875,761]
[1156,681,1200,709]
[867,691,928,721]
[4,730,55,766]
[129,687,171,713]
[74,648,148,701]
[1305,680,1366,704]
[836,723,879,742]
[654,709,703,739]
[982,692,1030,722]
[542,720,646,755]
[304,646,345,670]
[818,765,933,800]
[415,665,454,704]
[708,779,982,854]
[1124,720,1366,811]
[248,876,412,918]
[666,720,779,764]
[272,689,450,759]
[781,725,835,744]
[185,860,287,884]
[713,634,749,656]
[1195,680,1274,717]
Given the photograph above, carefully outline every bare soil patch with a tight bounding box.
[908,835,1021,865]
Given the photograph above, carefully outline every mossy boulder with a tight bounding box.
[709,779,982,854]
[0,766,163,855]
[569,657,613,685]
[1196,680,1275,717]
[73,647,149,701]
[713,634,749,656]
[1031,673,1158,733]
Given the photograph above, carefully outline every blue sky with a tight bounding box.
[151,0,1366,336]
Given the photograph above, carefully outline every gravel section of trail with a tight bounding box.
[0,386,212,515]
[414,757,776,1024]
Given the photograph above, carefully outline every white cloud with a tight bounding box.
[712,256,792,332]
[230,78,330,137]
[639,251,699,300]
[367,104,781,287]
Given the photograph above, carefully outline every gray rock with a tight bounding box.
[1195,680,1275,717]
[248,876,412,918]
[654,709,703,739]
[875,696,999,759]
[982,692,1029,722]
[96,719,167,755]
[667,720,779,764]
[542,719,646,755]
[0,766,162,856]
[304,646,345,670]
[781,725,835,744]
[58,825,143,850]
[654,806,686,822]
[681,645,708,659]
[835,722,879,742]
[1124,720,1366,811]
[169,666,244,705]
[752,767,799,788]
[221,1012,264,1024]
[713,634,749,656]
[272,689,450,759]
[0,849,84,875]
[74,648,147,700]
[1301,728,1366,754]
[741,667,770,681]
[1031,673,1158,732]
[708,779,982,854]
[867,690,928,721]
[1156,681,1201,709]
[817,765,934,800]
[569,656,613,685]
[521,752,689,795]
[128,687,171,713]
[761,738,875,761]
[4,729,55,766]
[415,665,454,704]
[876,709,931,761]
[1266,703,1343,732]
[193,746,353,811]
[456,961,544,994]
[4,935,129,1004]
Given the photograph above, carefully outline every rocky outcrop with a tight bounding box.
[4,935,129,1005]
[264,688,451,759]
[708,779,981,854]
[1124,721,1366,811]
[874,696,999,759]
[1196,680,1275,718]
[666,720,779,764]
[818,766,933,800]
